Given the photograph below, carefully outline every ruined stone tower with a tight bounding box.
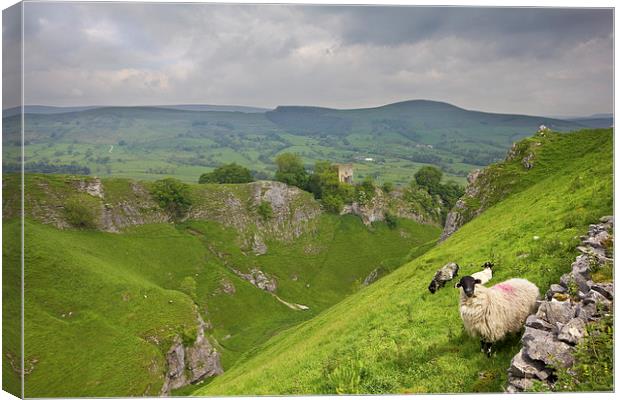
[336,164,353,184]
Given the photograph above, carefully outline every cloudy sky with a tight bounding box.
[7,2,614,116]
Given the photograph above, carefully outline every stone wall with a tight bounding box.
[506,216,614,392]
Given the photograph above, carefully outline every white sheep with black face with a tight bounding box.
[471,261,494,285]
[428,262,459,294]
[456,275,539,356]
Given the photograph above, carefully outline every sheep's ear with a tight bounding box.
[475,279,482,284]
[455,282,461,288]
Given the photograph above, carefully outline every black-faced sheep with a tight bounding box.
[456,275,539,356]
[428,262,459,294]
[471,261,494,285]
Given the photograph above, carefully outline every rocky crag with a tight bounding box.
[160,312,223,396]
[506,216,614,392]
[441,135,545,241]
[341,187,442,227]
[190,180,321,249]
[7,175,321,247]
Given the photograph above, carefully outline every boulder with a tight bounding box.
[573,273,593,295]
[363,268,384,286]
[509,349,550,380]
[575,302,598,321]
[506,377,535,392]
[571,255,591,278]
[521,153,535,169]
[525,315,555,332]
[252,234,268,255]
[220,279,236,295]
[559,273,572,289]
[535,301,576,327]
[250,269,277,292]
[234,268,278,293]
[557,318,587,345]
[577,245,606,259]
[545,284,566,300]
[583,230,611,249]
[522,327,574,368]
[582,290,611,310]
[591,282,614,300]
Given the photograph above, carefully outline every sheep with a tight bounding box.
[471,261,494,285]
[428,262,459,294]
[456,275,539,356]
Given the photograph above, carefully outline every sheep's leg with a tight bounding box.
[480,341,493,357]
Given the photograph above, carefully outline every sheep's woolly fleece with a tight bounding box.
[459,278,539,342]
[428,262,459,293]
[471,267,493,285]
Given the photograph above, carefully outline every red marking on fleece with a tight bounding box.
[493,282,515,295]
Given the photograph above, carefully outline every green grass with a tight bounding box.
[2,101,584,185]
[2,175,440,397]
[195,128,612,395]
[2,202,22,397]
[2,127,612,397]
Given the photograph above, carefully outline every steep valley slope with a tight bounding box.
[194,128,612,395]
[1,175,440,397]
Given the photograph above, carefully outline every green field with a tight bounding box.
[1,127,612,397]
[2,174,440,397]
[2,100,588,186]
[195,128,613,395]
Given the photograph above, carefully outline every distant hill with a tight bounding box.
[3,104,269,117]
[3,105,102,117]
[564,116,613,128]
[547,113,613,128]
[2,99,589,185]
[154,104,270,113]
[266,100,581,139]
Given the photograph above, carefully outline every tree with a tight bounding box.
[199,163,253,184]
[435,181,465,210]
[274,153,308,188]
[64,197,97,229]
[414,166,443,193]
[356,176,376,205]
[257,201,273,220]
[321,194,345,213]
[382,181,394,193]
[151,178,192,219]
[306,160,357,213]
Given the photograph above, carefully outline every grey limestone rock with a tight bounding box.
[522,327,574,368]
[557,318,587,345]
[535,301,576,327]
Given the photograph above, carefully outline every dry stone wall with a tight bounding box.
[506,216,614,392]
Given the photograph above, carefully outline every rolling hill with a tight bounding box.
[2,128,612,397]
[2,100,590,185]
[193,128,613,395]
[2,175,440,397]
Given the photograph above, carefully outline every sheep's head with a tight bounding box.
[428,280,439,294]
[482,261,494,270]
[455,276,481,297]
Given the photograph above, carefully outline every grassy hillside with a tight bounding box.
[2,100,586,185]
[2,176,440,397]
[195,128,612,395]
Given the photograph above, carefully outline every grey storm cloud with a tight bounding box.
[8,2,614,116]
